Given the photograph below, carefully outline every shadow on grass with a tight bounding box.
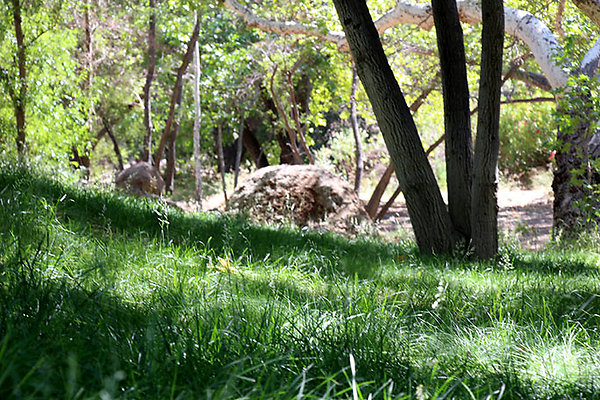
[0,241,411,399]
[0,166,402,278]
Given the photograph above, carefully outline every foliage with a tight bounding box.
[498,102,555,176]
[0,1,90,162]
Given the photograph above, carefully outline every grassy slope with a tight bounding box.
[1,165,600,399]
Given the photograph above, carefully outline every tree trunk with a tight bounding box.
[432,0,473,241]
[234,111,245,188]
[165,80,184,193]
[366,163,394,219]
[154,15,200,170]
[100,116,124,171]
[193,14,203,210]
[332,0,456,253]
[471,0,504,259]
[216,123,228,205]
[83,0,94,133]
[269,66,303,164]
[350,63,364,195]
[11,0,26,155]
[365,73,440,218]
[552,97,599,233]
[142,0,157,163]
[241,122,269,169]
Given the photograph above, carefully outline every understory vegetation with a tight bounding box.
[1,165,599,399]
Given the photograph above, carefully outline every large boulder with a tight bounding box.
[228,165,372,234]
[115,161,164,196]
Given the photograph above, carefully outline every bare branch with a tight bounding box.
[556,0,566,38]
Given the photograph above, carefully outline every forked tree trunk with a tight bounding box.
[142,0,157,163]
[332,0,456,253]
[154,16,200,170]
[471,0,504,258]
[432,0,473,241]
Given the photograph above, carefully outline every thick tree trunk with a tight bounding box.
[12,0,26,154]
[241,122,269,169]
[193,22,203,210]
[154,16,200,170]
[552,99,600,233]
[332,0,456,253]
[350,63,364,195]
[471,0,504,259]
[432,0,473,241]
[142,0,157,163]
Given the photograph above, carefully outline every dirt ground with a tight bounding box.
[377,187,553,251]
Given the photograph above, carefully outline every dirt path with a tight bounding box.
[378,188,553,250]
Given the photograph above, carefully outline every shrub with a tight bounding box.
[498,102,555,176]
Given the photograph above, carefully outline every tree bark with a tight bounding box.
[142,0,157,163]
[165,80,184,193]
[332,0,456,253]
[269,66,303,164]
[471,0,504,258]
[154,16,200,170]
[216,123,228,204]
[365,73,440,218]
[234,111,245,188]
[11,0,27,155]
[366,163,394,219]
[193,19,203,210]
[432,0,473,241]
[83,0,94,133]
[241,121,269,168]
[350,63,364,195]
[100,116,124,171]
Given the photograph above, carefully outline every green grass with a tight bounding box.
[1,164,600,399]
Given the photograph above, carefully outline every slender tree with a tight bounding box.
[192,10,203,209]
[11,0,27,155]
[234,110,244,188]
[165,80,184,193]
[142,0,157,163]
[349,62,363,195]
[154,15,200,171]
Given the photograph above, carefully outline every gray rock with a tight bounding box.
[115,161,164,196]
